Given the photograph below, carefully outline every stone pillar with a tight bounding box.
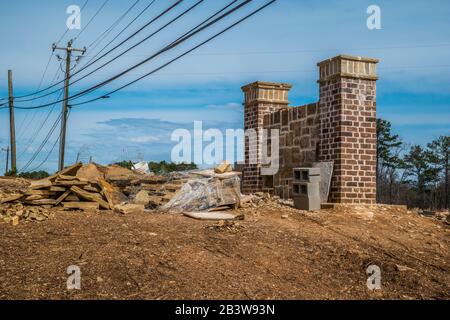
[241,81,292,194]
[318,55,379,204]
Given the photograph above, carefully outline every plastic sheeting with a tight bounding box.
[132,162,151,174]
[160,176,242,213]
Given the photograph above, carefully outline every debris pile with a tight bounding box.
[104,167,185,209]
[242,192,294,209]
[1,203,53,225]
[0,162,121,211]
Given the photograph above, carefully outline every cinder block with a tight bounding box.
[293,195,321,211]
[293,168,321,183]
[293,182,320,197]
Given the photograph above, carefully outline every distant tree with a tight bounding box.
[18,171,50,180]
[427,136,450,208]
[115,160,133,170]
[148,161,197,175]
[376,119,403,203]
[403,145,439,208]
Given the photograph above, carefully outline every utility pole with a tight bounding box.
[8,70,16,174]
[52,40,85,172]
[2,146,10,175]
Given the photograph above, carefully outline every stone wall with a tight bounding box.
[241,55,379,204]
[261,103,320,199]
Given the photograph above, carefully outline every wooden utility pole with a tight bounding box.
[2,146,10,175]
[8,70,16,173]
[52,40,85,172]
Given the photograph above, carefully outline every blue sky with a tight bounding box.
[0,0,449,173]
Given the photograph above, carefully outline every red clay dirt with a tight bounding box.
[0,179,448,300]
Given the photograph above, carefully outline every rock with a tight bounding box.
[133,190,151,205]
[76,163,104,182]
[11,216,19,226]
[281,214,289,219]
[114,203,145,215]
[29,179,52,190]
[214,161,232,174]
[0,194,24,204]
[396,265,415,272]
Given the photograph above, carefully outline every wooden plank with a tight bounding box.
[70,186,110,209]
[0,194,23,204]
[62,202,99,210]
[55,190,71,205]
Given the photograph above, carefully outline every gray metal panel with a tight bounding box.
[313,162,334,203]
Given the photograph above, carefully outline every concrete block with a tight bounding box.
[293,195,321,211]
[293,182,320,197]
[293,168,321,183]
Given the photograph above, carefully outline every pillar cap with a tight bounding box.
[241,81,292,92]
[317,54,379,82]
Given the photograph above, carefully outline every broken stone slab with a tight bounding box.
[62,202,99,211]
[54,180,89,187]
[0,194,24,204]
[24,195,44,201]
[214,161,232,174]
[25,189,56,196]
[98,178,127,206]
[396,265,416,272]
[29,179,52,190]
[183,211,244,221]
[133,190,151,205]
[70,186,111,210]
[29,199,57,206]
[48,162,83,181]
[76,163,104,182]
[114,203,145,215]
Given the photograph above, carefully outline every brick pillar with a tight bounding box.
[241,81,292,194]
[318,55,379,204]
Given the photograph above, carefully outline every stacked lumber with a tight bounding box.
[3,163,117,211]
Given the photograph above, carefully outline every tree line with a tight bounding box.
[377,119,449,209]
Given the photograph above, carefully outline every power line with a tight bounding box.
[12,0,199,105]
[0,0,90,104]
[14,0,273,171]
[11,0,253,110]
[14,52,56,134]
[27,109,72,172]
[18,89,64,159]
[7,0,180,103]
[78,0,157,70]
[73,0,110,44]
[20,111,63,172]
[57,0,90,45]
[71,0,277,107]
[85,0,141,50]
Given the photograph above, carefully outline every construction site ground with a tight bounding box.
[0,177,449,300]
